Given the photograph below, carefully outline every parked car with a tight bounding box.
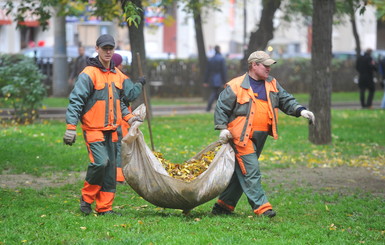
[20,46,94,63]
[372,49,385,60]
[332,51,356,61]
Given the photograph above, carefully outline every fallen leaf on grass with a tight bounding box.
[329,223,337,230]
[325,205,329,211]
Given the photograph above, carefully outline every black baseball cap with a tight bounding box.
[96,34,115,47]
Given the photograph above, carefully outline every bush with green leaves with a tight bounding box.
[0,54,47,124]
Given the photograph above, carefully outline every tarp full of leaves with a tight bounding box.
[121,105,235,212]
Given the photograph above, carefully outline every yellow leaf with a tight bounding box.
[329,223,337,230]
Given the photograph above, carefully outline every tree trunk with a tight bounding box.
[309,0,335,144]
[125,0,151,113]
[193,9,207,83]
[347,0,361,57]
[241,0,281,70]
[52,14,69,97]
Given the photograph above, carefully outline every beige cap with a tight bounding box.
[247,51,276,66]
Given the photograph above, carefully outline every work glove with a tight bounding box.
[63,129,77,146]
[128,116,143,126]
[219,129,232,144]
[137,76,146,86]
[301,109,315,125]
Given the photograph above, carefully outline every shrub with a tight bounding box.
[0,54,47,124]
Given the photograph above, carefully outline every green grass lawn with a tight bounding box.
[1,91,383,108]
[1,110,384,244]
[38,91,385,108]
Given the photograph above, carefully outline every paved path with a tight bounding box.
[0,102,382,120]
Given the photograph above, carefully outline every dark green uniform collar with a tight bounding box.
[87,56,117,73]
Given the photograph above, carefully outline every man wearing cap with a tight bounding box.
[212,50,315,218]
[63,34,143,216]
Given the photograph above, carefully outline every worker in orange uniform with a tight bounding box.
[63,34,142,216]
[212,50,315,218]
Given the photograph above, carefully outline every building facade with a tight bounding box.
[0,0,383,59]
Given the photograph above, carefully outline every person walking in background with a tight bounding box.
[203,45,227,112]
[68,45,88,88]
[63,34,142,216]
[378,55,385,109]
[212,50,315,218]
[111,53,146,183]
[356,48,377,109]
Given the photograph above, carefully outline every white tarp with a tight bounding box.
[121,104,235,212]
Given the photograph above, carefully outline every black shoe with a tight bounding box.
[97,210,122,216]
[80,197,92,215]
[261,209,276,218]
[211,203,232,215]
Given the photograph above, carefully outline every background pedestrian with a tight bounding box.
[68,45,88,88]
[356,48,377,109]
[203,45,227,112]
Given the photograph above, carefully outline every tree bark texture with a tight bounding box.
[347,0,361,57]
[52,13,69,97]
[309,0,335,144]
[193,9,207,83]
[126,0,146,80]
[241,0,281,70]
[125,0,151,112]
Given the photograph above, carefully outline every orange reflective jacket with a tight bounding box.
[214,74,304,147]
[66,59,132,131]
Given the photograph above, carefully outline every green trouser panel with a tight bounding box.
[218,131,269,210]
[85,131,117,193]
[116,125,123,169]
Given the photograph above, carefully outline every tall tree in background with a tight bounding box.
[123,0,146,81]
[123,0,148,110]
[178,0,221,83]
[241,0,282,69]
[192,7,207,82]
[335,0,385,57]
[335,0,365,57]
[309,0,335,144]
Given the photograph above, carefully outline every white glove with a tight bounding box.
[301,110,315,125]
[219,129,232,144]
[63,129,76,145]
[128,116,143,126]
